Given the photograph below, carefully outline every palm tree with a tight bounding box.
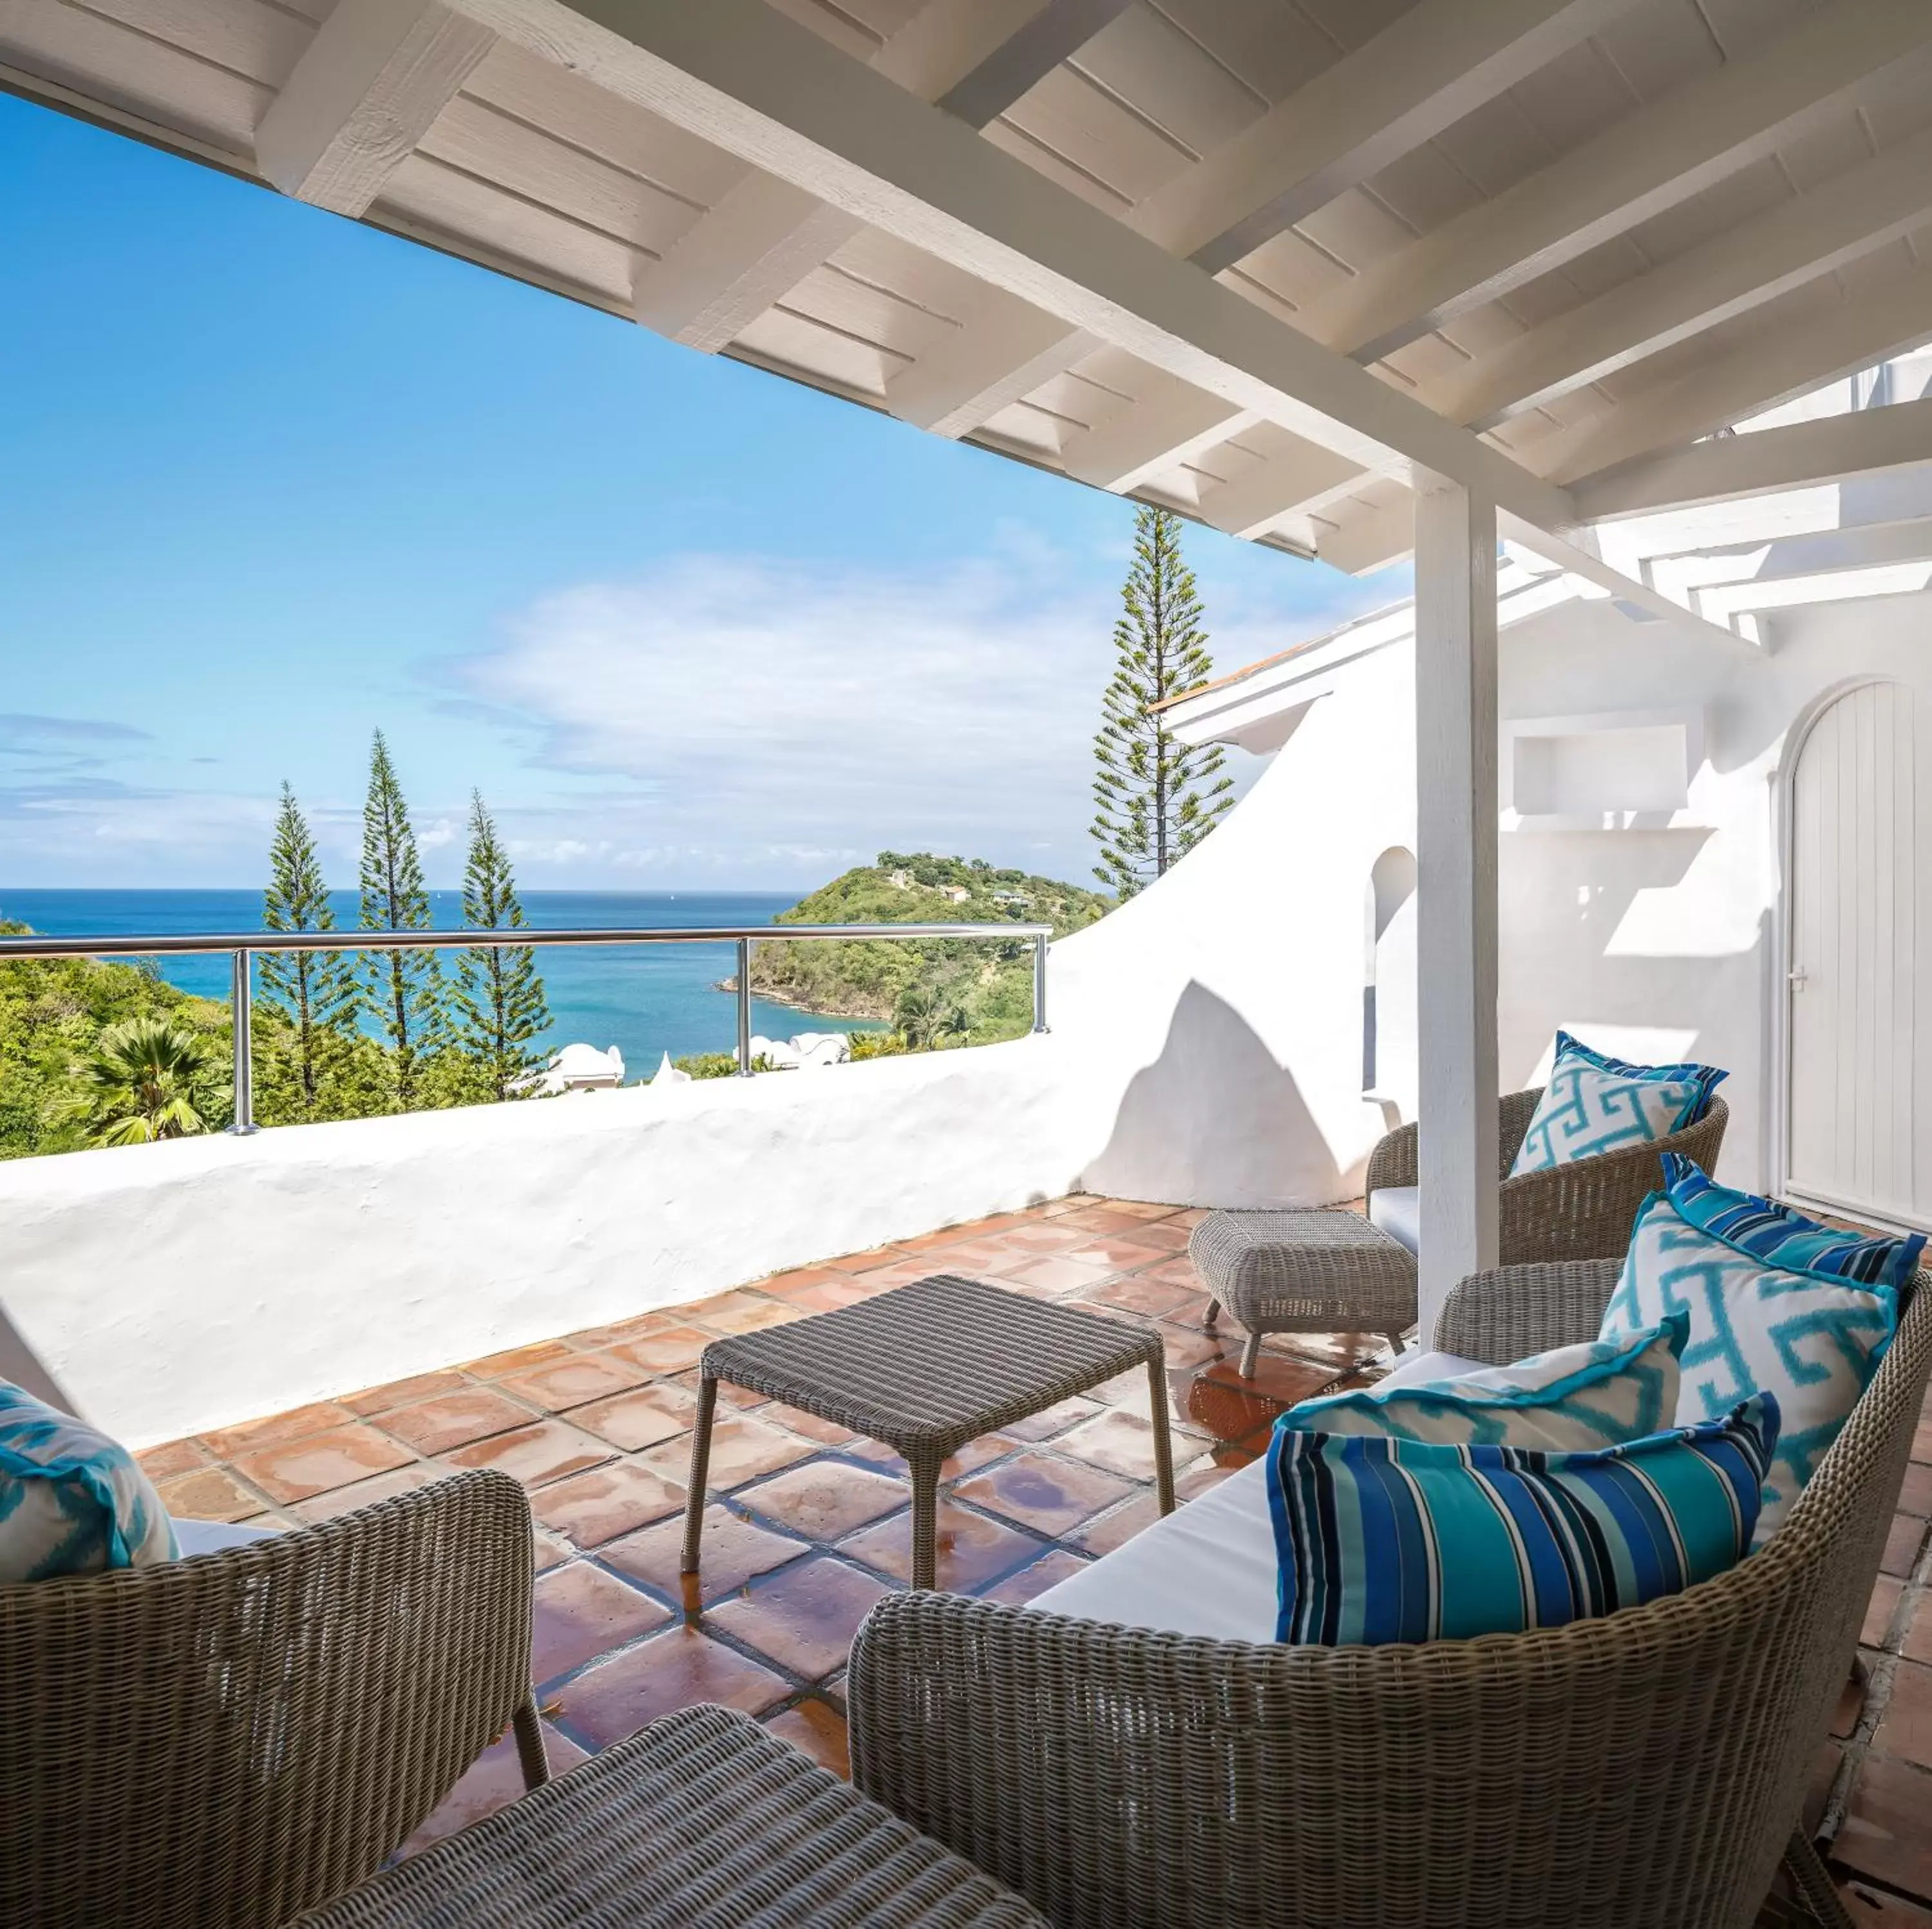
[68,1016,222,1146]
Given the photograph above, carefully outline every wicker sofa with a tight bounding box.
[846,1259,1930,1929]
[1365,1088,1730,1265]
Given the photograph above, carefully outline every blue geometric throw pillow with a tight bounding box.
[0,1382,178,1583]
[1511,1030,1727,1176]
[1266,1395,1777,1645]
[1601,1191,1897,1541]
[1282,1315,1686,1451]
[1662,1154,1924,1288]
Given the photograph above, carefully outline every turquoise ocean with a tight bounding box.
[0,889,880,1077]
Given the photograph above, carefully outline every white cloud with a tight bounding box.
[445,552,1269,880]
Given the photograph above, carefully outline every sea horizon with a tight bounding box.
[0,886,882,1076]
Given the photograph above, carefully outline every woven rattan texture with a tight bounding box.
[1189,1207,1417,1332]
[0,1469,540,1929]
[1365,1088,1730,1266]
[846,1263,1931,1929]
[293,1703,1048,1928]
[699,1272,1163,1456]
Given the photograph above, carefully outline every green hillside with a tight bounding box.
[745,852,1111,1046]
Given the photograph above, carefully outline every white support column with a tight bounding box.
[1413,479,1500,1341]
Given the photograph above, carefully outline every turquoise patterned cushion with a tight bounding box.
[1601,1193,1897,1541]
[1662,1154,1924,1288]
[1510,1030,1726,1176]
[1267,1395,1776,1645]
[0,1382,178,1582]
[1283,1315,1685,1450]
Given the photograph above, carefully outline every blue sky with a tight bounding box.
[0,91,1401,893]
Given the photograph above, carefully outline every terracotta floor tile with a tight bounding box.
[1072,1461,1235,1557]
[1135,1256,1204,1290]
[738,1460,907,1541]
[1912,1416,1932,1467]
[533,1529,572,1573]
[287,1463,443,1524]
[1038,1194,1103,1217]
[853,1433,1019,1483]
[1900,1460,1932,1520]
[1057,1409,1175,1482]
[1886,1514,1928,1580]
[1063,1236,1178,1272]
[1153,1291,1218,1331]
[762,1698,850,1779]
[233,1426,415,1505]
[403,1724,587,1856]
[997,1256,1118,1298]
[1880,1661,1932,1769]
[1167,1209,1211,1228]
[1198,1351,1341,1407]
[156,1465,266,1524]
[707,1556,895,1680]
[1054,1207,1160,1236]
[1108,1220,1193,1253]
[1081,1273,1200,1322]
[1000,1397,1103,1444]
[378,1386,536,1456]
[1844,1881,1932,1923]
[1837,1756,1932,1897]
[465,1338,576,1378]
[917,1238,1019,1274]
[564,1310,679,1351]
[1904,1592,1932,1666]
[609,1325,714,1377]
[766,1404,860,1447]
[838,1500,1043,1592]
[532,1460,686,1547]
[764,1275,891,1314]
[607,1503,810,1604]
[983,1222,1092,1256]
[199,1400,356,1460]
[698,1299,806,1337]
[642,1415,812,1493]
[571,1382,696,1453]
[668,1369,770,1411]
[1103,1199,1186,1221]
[826,1245,912,1275]
[1273,1330,1396,1373]
[841,1260,948,1291]
[984,1548,1091,1606]
[557,1626,790,1749]
[953,1450,1137,1538]
[340,1369,471,1418]
[757,1266,846,1295]
[497,1351,650,1413]
[1868,1576,1906,1650]
[442,1418,613,1490]
[1144,1325,1226,1373]
[137,1438,206,1480]
[531,1561,670,1684]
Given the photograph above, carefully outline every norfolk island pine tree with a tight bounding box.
[357,731,445,1107]
[1090,504,1233,898]
[260,782,357,1118]
[453,791,551,1101]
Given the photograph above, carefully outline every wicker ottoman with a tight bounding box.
[292,1704,1046,1927]
[1189,1208,1417,1379]
[684,1272,1175,1590]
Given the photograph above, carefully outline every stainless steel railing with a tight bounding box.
[0,921,1053,1134]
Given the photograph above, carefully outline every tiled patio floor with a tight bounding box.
[142,1193,1932,1923]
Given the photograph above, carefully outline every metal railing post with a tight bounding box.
[229,948,258,1135]
[1032,932,1049,1034]
[736,936,754,1075]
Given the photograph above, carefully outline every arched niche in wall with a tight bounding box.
[1364,847,1419,1123]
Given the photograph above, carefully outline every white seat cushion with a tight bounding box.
[170,1518,278,1557]
[1367,1186,1420,1255]
[1028,1346,1484,1639]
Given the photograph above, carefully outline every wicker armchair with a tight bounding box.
[0,1467,545,1929]
[1365,1089,1730,1265]
[846,1260,1930,1929]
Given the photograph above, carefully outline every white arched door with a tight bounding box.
[1786,681,1932,1227]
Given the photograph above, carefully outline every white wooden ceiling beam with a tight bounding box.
[1302,0,1932,364]
[630,0,1068,348]
[450,0,1573,529]
[1061,389,1258,493]
[1136,0,1641,274]
[886,294,1095,436]
[1538,265,1932,484]
[1572,393,1932,520]
[935,0,1132,127]
[1432,131,1932,431]
[1195,443,1369,541]
[254,0,494,216]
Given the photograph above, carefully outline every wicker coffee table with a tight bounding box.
[293,1704,1046,1926]
[683,1272,1175,1590]
[1190,1207,1417,1379]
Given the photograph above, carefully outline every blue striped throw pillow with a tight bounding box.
[1662,1154,1924,1288]
[1265,1395,1777,1646]
[1282,1315,1685,1451]
[0,1382,178,1583]
[1510,1030,1727,1176]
